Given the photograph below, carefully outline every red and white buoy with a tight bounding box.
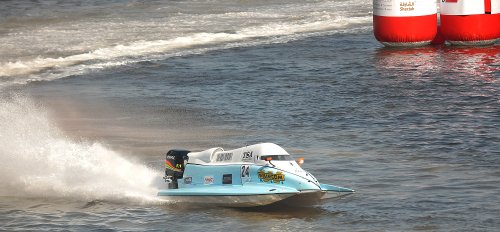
[373,0,438,47]
[440,0,500,46]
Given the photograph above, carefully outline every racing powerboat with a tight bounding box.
[157,143,354,207]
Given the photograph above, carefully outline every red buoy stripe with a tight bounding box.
[440,14,498,42]
[373,14,437,43]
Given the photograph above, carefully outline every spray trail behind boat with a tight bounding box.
[0,95,162,203]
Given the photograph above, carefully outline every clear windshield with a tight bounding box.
[260,155,293,161]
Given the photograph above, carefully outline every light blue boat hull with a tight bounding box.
[157,164,354,207]
[158,183,300,207]
[158,183,299,196]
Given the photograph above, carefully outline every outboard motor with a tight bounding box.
[164,149,190,189]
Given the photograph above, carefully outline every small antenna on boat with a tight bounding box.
[265,157,275,167]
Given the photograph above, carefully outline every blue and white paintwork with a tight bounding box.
[157,143,354,207]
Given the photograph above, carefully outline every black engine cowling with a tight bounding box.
[164,149,190,189]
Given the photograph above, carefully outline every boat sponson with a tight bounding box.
[319,183,355,193]
[157,183,299,196]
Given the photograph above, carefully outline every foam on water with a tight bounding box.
[0,95,162,203]
[0,0,372,88]
[0,16,370,79]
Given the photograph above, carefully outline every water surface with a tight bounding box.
[1,0,499,231]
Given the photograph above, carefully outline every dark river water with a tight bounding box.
[1,0,499,231]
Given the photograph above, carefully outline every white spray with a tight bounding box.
[0,95,162,203]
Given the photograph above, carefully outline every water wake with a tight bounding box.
[0,14,371,88]
[0,95,161,204]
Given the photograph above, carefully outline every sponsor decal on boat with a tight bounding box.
[258,170,285,184]
[204,176,214,185]
[165,160,182,172]
[216,152,233,162]
[242,151,253,162]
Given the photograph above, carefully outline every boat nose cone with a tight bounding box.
[343,188,355,193]
[320,184,355,193]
